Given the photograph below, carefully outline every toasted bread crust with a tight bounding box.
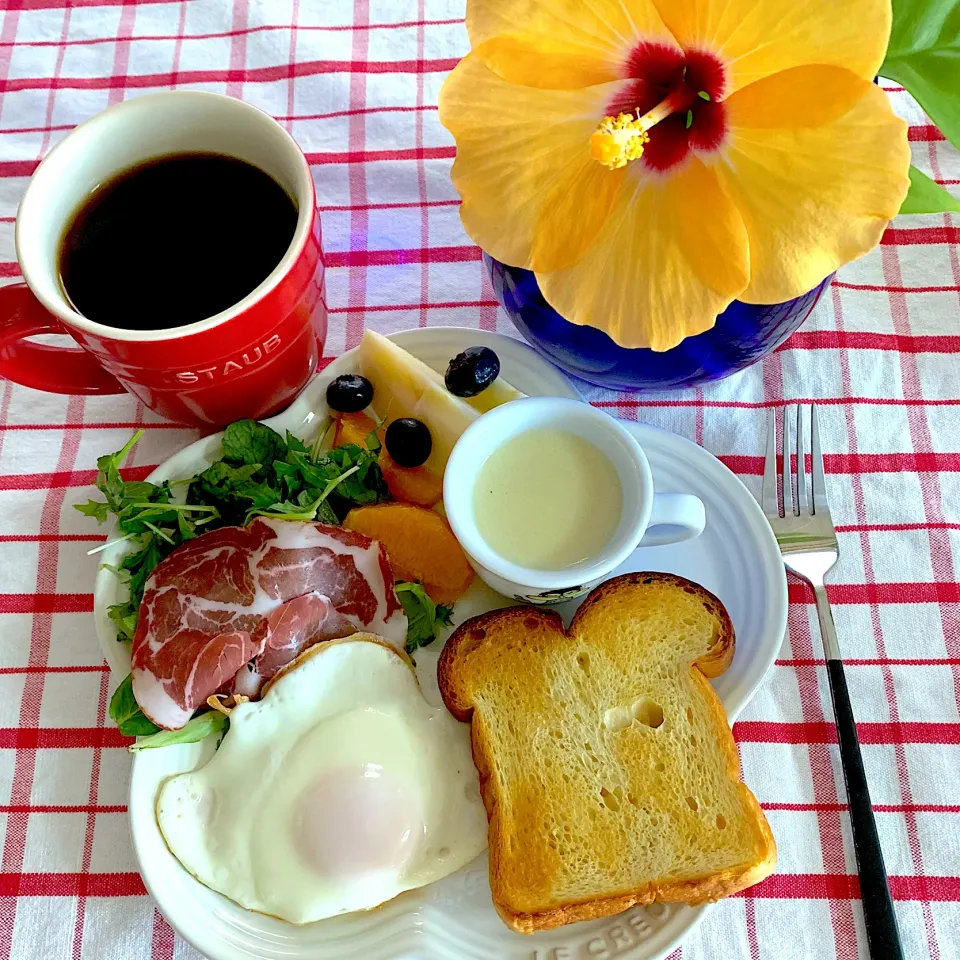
[438,572,776,934]
[569,573,736,679]
[438,605,564,722]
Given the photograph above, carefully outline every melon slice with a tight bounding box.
[357,331,522,474]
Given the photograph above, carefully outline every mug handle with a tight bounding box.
[638,493,706,547]
[0,282,126,395]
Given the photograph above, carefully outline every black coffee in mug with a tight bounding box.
[58,153,298,331]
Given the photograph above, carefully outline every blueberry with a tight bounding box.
[385,418,432,468]
[326,374,373,413]
[445,346,501,398]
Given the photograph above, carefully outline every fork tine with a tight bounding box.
[762,408,779,516]
[811,402,827,515]
[781,405,794,517]
[796,404,808,515]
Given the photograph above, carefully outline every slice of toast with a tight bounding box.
[437,572,776,934]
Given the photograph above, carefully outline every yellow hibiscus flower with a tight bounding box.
[439,0,911,351]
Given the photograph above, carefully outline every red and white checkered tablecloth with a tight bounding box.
[0,2,958,958]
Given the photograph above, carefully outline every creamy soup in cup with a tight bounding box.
[443,397,706,603]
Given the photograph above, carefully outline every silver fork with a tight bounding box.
[763,405,903,960]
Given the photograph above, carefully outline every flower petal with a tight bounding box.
[532,158,626,271]
[537,158,749,350]
[715,71,910,305]
[651,0,890,93]
[469,0,675,50]
[473,35,621,89]
[724,64,871,128]
[439,51,629,269]
[468,0,679,86]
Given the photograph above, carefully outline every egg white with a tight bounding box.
[155,636,487,924]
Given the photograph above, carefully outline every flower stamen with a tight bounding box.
[591,87,694,170]
[590,113,650,170]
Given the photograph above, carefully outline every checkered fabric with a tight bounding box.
[0,2,957,958]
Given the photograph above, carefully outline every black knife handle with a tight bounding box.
[826,658,904,960]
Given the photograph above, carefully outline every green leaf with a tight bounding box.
[882,1,960,150]
[177,511,198,542]
[119,536,165,610]
[221,420,287,469]
[118,481,163,504]
[900,164,960,213]
[107,602,138,642]
[94,431,144,504]
[315,499,339,525]
[253,500,321,522]
[285,430,310,455]
[273,459,303,495]
[74,430,164,523]
[197,461,262,487]
[309,418,336,461]
[396,581,452,653]
[81,417,393,713]
[187,463,270,517]
[109,674,161,737]
[364,421,383,456]
[188,461,279,525]
[128,710,229,752]
[75,500,109,523]
[100,434,154,506]
[436,603,455,628]
[324,445,389,506]
[278,442,389,520]
[251,464,362,523]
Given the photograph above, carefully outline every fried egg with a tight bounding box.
[156,635,487,923]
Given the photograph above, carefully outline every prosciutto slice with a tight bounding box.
[131,518,407,729]
[229,591,356,698]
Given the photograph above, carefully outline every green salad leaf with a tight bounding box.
[221,418,289,470]
[128,710,229,753]
[79,417,423,749]
[254,484,344,524]
[79,419,389,649]
[364,422,383,456]
[109,673,161,737]
[74,499,109,523]
[104,536,166,641]
[397,582,455,654]
[188,460,281,526]
[186,421,388,525]
[78,431,212,642]
[289,442,386,500]
[106,602,139,644]
[111,672,230,750]
[285,430,311,455]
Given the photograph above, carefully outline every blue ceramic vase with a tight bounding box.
[485,253,832,391]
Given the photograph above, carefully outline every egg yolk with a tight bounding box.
[295,763,424,878]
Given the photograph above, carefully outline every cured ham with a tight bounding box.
[131,518,406,729]
[230,591,356,698]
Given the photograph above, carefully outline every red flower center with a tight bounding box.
[609,44,728,172]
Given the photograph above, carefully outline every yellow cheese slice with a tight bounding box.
[463,377,524,414]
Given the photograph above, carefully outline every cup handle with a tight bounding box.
[638,493,706,547]
[0,282,126,395]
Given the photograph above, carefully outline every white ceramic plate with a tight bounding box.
[93,327,787,960]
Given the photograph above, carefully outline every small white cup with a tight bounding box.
[443,397,706,603]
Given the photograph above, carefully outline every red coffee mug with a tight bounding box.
[0,92,326,427]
